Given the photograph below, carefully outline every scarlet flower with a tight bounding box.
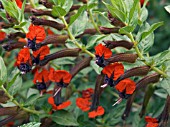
[88,106,105,118]
[48,96,71,110]
[140,0,149,7]
[102,62,124,87]
[115,78,136,99]
[15,48,32,74]
[0,31,6,41]
[15,0,22,9]
[82,88,94,99]
[33,69,50,91]
[5,122,14,127]
[26,24,46,50]
[76,98,91,111]
[49,68,72,86]
[145,116,159,127]
[32,46,50,64]
[95,44,112,67]
[47,28,54,35]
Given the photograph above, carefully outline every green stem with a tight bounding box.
[60,16,95,58]
[0,85,41,114]
[88,9,102,34]
[128,33,168,78]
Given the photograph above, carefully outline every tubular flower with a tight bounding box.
[145,116,159,127]
[76,98,91,111]
[15,0,22,8]
[82,88,94,99]
[26,24,46,50]
[88,106,105,118]
[115,79,136,99]
[102,62,124,87]
[0,31,6,41]
[33,69,50,92]
[32,46,50,64]
[48,96,71,110]
[95,44,112,67]
[15,48,32,74]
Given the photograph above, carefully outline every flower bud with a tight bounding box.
[104,40,134,50]
[39,0,53,8]
[39,48,80,66]
[99,27,119,34]
[30,16,65,30]
[106,53,138,64]
[2,42,25,51]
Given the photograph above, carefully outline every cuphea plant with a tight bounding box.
[0,0,170,127]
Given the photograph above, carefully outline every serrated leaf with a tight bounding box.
[52,110,79,126]
[52,6,67,17]
[0,56,7,85]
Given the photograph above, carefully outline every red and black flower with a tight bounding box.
[145,116,159,127]
[32,45,50,65]
[0,31,6,42]
[33,68,50,93]
[95,44,112,67]
[15,48,32,74]
[115,78,136,99]
[48,96,71,110]
[102,62,124,87]
[26,24,46,51]
[15,0,22,9]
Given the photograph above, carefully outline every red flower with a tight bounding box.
[33,46,50,60]
[95,44,112,59]
[82,88,94,99]
[76,98,91,111]
[47,28,54,35]
[115,78,136,95]
[0,31,6,41]
[33,69,49,84]
[5,122,14,127]
[145,116,158,127]
[88,106,105,118]
[26,24,46,43]
[48,96,71,110]
[140,0,149,7]
[49,68,72,84]
[15,0,22,9]
[15,48,31,66]
[102,62,124,80]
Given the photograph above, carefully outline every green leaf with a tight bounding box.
[139,7,148,24]
[25,94,40,106]
[119,26,135,34]
[19,122,41,127]
[0,56,7,85]
[52,6,67,17]
[69,5,86,26]
[152,50,170,67]
[165,5,170,14]
[8,74,22,96]
[86,35,106,50]
[52,110,79,126]
[62,0,73,13]
[0,12,9,23]
[140,21,164,41]
[87,3,97,9]
[70,11,88,36]
[159,78,170,95]
[110,0,127,14]
[7,70,20,90]
[103,2,126,22]
[90,61,102,74]
[129,0,139,23]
